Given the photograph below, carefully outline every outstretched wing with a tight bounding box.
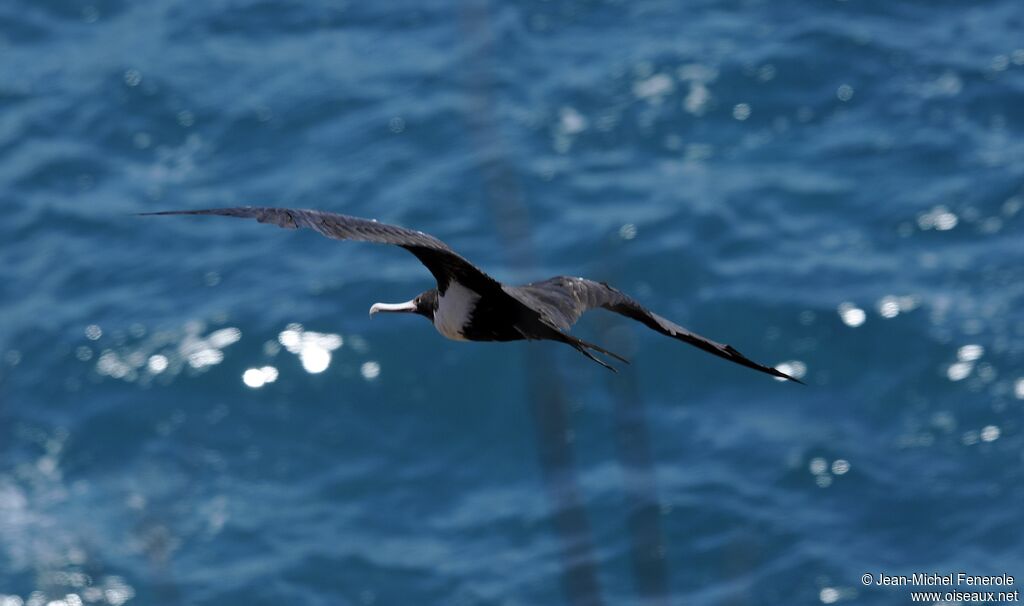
[505,276,804,383]
[140,207,501,293]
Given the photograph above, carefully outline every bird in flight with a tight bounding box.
[141,207,803,382]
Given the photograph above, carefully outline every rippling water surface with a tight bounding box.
[2,1,1023,604]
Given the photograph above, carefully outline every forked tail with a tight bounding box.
[562,334,630,373]
[517,323,630,372]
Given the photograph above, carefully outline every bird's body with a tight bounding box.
[434,282,482,341]
[142,207,803,382]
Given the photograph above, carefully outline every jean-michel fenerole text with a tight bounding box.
[870,573,1014,587]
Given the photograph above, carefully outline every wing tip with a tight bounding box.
[772,367,806,385]
[722,344,806,385]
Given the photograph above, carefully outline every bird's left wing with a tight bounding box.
[505,276,804,383]
[140,207,501,293]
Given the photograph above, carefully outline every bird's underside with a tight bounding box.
[140,206,804,383]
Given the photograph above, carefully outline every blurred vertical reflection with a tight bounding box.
[459,3,669,604]
[458,3,601,605]
[599,317,670,606]
[525,359,605,606]
[596,235,671,603]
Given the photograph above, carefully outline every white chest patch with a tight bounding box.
[434,282,480,341]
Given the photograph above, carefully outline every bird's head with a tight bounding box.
[369,288,438,321]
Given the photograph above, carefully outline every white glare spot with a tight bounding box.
[947,362,972,381]
[242,366,278,388]
[957,344,984,362]
[820,587,840,604]
[732,103,751,120]
[838,303,866,327]
[684,82,711,115]
[809,457,827,475]
[85,325,102,340]
[360,361,381,380]
[918,206,958,231]
[831,459,850,475]
[97,351,130,378]
[935,212,957,230]
[877,296,900,318]
[1015,378,1024,399]
[103,582,134,606]
[278,325,302,351]
[169,324,241,374]
[123,69,142,87]
[317,334,342,350]
[558,107,587,135]
[278,324,342,374]
[243,368,267,388]
[618,223,637,240]
[633,74,674,100]
[300,347,331,374]
[980,425,1000,442]
[207,327,241,348]
[147,354,168,374]
[188,348,224,369]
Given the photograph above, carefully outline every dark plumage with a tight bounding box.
[141,207,804,383]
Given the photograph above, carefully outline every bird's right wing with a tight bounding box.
[140,207,502,293]
[506,276,804,383]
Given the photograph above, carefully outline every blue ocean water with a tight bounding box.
[2,0,1023,604]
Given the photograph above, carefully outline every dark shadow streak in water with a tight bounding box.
[599,314,671,606]
[457,3,671,604]
[457,2,604,605]
[525,357,607,606]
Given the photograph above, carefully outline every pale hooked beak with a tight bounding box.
[369,299,417,317]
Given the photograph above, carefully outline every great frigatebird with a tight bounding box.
[142,207,803,382]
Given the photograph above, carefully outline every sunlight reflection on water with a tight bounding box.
[837,302,866,328]
[242,366,279,388]
[277,323,343,374]
[0,426,138,606]
[87,322,241,383]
